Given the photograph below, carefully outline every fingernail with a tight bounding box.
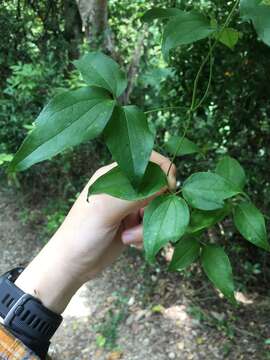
[122,231,135,244]
[168,175,177,191]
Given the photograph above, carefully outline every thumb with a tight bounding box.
[116,151,177,218]
[85,151,176,224]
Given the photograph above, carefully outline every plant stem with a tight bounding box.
[167,110,192,176]
[240,192,251,202]
[175,188,183,195]
[193,42,214,112]
[199,239,207,247]
[167,0,240,177]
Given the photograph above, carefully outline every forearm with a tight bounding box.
[0,151,174,360]
[15,233,84,314]
[14,192,121,315]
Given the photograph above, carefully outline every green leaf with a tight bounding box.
[104,105,154,186]
[162,11,215,58]
[187,207,229,234]
[183,172,239,211]
[143,195,190,263]
[74,52,127,97]
[96,334,106,348]
[169,237,200,271]
[233,202,269,251]
[88,162,167,201]
[240,0,270,46]
[215,28,241,49]
[0,153,13,166]
[216,156,246,190]
[201,245,235,302]
[141,7,183,23]
[9,87,115,172]
[165,135,199,157]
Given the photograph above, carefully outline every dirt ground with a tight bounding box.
[0,187,269,360]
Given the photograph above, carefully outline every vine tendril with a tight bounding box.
[167,0,240,178]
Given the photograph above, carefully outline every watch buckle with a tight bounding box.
[4,294,33,328]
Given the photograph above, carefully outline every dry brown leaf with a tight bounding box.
[106,350,123,360]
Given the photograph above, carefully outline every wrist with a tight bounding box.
[15,235,85,314]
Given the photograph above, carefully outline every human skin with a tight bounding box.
[15,152,176,314]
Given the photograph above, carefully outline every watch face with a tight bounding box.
[4,267,25,282]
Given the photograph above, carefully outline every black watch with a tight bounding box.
[0,267,62,355]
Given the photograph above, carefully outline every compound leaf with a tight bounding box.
[104,105,154,186]
[74,52,127,97]
[141,7,183,22]
[215,27,241,49]
[183,172,239,210]
[88,162,167,201]
[169,237,200,271]
[201,245,235,302]
[188,207,229,234]
[240,0,270,46]
[233,202,269,251]
[10,87,115,172]
[165,135,199,157]
[162,11,215,58]
[0,154,13,166]
[216,156,246,190]
[144,195,190,263]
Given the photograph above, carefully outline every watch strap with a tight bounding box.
[0,270,62,343]
[0,274,24,318]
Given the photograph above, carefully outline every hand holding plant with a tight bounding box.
[11,0,270,303]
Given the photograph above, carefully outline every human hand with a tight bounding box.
[15,152,176,313]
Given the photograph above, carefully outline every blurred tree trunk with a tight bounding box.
[75,0,146,104]
[122,28,147,104]
[76,0,112,51]
[63,0,83,61]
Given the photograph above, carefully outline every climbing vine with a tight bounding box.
[9,0,270,302]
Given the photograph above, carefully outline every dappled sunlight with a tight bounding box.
[163,305,190,325]
[62,284,92,319]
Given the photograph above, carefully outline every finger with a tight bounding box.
[122,224,143,245]
[80,162,117,198]
[87,151,176,194]
[83,152,176,224]
[131,243,143,250]
[122,211,141,230]
[88,162,117,187]
[121,151,176,213]
[150,150,177,191]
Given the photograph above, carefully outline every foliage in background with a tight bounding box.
[0,0,270,297]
